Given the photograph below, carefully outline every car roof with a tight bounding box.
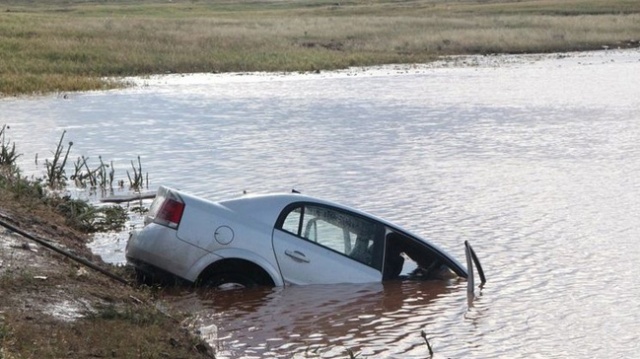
[218,192,422,242]
[219,192,368,226]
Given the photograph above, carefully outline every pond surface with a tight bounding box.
[2,49,640,358]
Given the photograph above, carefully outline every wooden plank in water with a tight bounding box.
[100,192,156,204]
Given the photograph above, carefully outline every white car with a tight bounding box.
[126,186,484,288]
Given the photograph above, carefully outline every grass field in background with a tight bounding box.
[1,0,639,96]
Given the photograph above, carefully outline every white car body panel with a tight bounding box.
[273,229,381,285]
[127,224,210,276]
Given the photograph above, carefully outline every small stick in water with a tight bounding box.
[421,330,434,357]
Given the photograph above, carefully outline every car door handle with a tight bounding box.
[284,249,310,263]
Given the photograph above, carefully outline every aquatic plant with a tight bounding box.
[71,155,115,190]
[0,124,21,174]
[41,130,148,195]
[1,128,148,233]
[71,155,91,187]
[126,156,148,191]
[0,125,44,200]
[44,130,72,189]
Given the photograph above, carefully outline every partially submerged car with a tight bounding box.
[126,186,484,289]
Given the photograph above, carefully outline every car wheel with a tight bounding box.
[200,272,258,290]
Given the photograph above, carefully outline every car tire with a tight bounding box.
[200,272,258,290]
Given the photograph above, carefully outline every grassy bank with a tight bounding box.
[1,0,639,96]
[1,129,213,357]
[0,198,213,359]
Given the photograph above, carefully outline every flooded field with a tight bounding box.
[2,49,640,358]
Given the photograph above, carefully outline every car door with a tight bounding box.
[272,203,384,285]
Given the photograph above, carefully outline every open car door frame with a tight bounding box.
[465,240,486,297]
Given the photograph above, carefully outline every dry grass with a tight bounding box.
[1,0,639,96]
[0,268,210,359]
[1,299,204,359]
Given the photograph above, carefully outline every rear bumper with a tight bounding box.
[125,224,208,282]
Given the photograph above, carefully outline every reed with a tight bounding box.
[0,125,21,173]
[44,131,73,189]
[1,0,639,96]
[1,125,149,231]
[126,155,147,191]
[71,155,115,190]
[346,348,359,358]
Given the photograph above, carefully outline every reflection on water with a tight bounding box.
[171,280,460,358]
[2,49,640,357]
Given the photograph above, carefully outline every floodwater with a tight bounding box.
[2,49,640,358]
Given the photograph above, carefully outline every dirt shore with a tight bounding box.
[0,189,213,358]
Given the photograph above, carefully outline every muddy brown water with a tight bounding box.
[172,281,458,358]
[2,49,640,357]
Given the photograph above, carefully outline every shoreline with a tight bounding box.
[117,48,640,88]
[0,187,214,358]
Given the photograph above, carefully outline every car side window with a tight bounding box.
[281,207,303,235]
[279,204,384,270]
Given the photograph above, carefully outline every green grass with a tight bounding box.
[1,0,639,96]
[1,127,130,233]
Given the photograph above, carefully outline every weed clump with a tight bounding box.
[49,196,127,233]
[45,130,72,189]
[0,125,21,173]
[126,156,148,192]
[71,155,115,190]
[0,124,144,233]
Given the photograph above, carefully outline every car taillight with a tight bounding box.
[154,198,185,229]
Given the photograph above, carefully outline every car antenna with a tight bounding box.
[292,188,301,193]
